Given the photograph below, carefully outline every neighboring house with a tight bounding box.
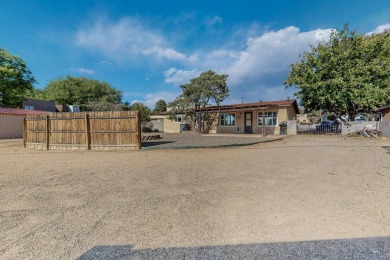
[22,98,56,112]
[150,115,164,132]
[196,99,299,135]
[376,104,390,121]
[0,107,48,139]
[163,113,190,133]
[55,105,81,112]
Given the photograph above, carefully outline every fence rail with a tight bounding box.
[297,123,341,135]
[24,111,141,150]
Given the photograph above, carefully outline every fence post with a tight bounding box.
[23,117,27,148]
[46,115,50,150]
[137,111,141,149]
[287,120,297,135]
[262,113,265,137]
[85,114,91,150]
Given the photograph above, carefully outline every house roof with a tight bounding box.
[0,107,50,116]
[22,98,57,112]
[375,104,390,112]
[195,99,299,114]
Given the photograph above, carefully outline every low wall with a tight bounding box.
[287,120,297,135]
[379,121,390,137]
[341,121,380,135]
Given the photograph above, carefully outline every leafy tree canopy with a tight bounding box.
[152,99,167,114]
[285,24,390,120]
[0,48,36,107]
[168,70,229,133]
[84,101,121,111]
[122,101,151,124]
[43,76,122,109]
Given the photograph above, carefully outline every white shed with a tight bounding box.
[0,107,48,139]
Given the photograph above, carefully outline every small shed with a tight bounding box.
[376,104,390,121]
[0,107,48,139]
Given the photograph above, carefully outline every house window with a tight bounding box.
[220,113,236,126]
[258,111,278,126]
[24,105,35,110]
[174,115,182,122]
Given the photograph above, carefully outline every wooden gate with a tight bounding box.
[24,111,141,150]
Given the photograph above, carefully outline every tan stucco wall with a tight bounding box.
[163,116,182,133]
[285,106,298,121]
[0,114,24,139]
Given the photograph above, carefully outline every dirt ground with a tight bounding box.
[1,135,390,259]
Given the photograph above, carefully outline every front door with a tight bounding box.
[244,112,252,133]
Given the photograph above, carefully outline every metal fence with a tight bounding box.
[297,121,383,135]
[297,122,341,135]
[24,111,141,150]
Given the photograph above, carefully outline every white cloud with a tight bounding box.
[367,24,390,35]
[71,67,94,75]
[130,100,145,104]
[163,26,333,103]
[164,68,201,85]
[98,60,113,65]
[76,17,163,61]
[75,17,192,63]
[144,91,180,108]
[225,26,333,86]
[73,15,389,104]
[124,90,180,109]
[209,16,222,26]
[143,47,187,60]
[207,49,240,59]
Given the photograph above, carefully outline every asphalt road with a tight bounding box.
[79,237,390,259]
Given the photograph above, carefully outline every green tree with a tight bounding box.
[168,70,229,133]
[285,25,390,121]
[152,99,167,114]
[43,76,122,110]
[84,101,121,111]
[26,88,47,100]
[0,48,36,107]
[122,101,151,128]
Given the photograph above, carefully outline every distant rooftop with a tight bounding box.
[0,107,50,116]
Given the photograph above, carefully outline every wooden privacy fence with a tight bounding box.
[24,111,141,150]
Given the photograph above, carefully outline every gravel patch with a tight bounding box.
[142,133,281,149]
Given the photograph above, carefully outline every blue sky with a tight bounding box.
[1,0,389,108]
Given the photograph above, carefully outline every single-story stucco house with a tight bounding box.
[197,99,299,135]
[162,99,299,135]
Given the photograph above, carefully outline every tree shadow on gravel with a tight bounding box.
[78,236,390,259]
[141,141,176,148]
[383,146,390,154]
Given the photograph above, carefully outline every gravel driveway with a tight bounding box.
[1,136,390,259]
[142,133,280,149]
